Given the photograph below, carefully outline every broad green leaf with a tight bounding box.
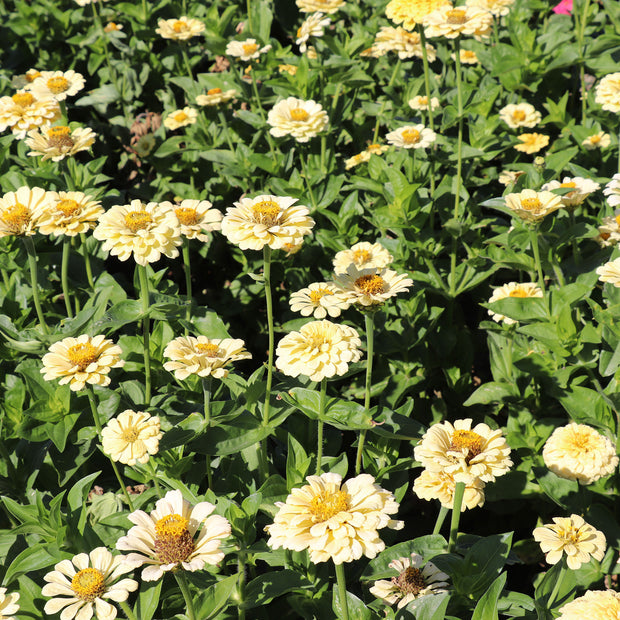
[471,572,508,620]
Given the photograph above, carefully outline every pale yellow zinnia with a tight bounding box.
[0,91,61,139]
[289,282,350,319]
[0,588,19,620]
[163,107,197,131]
[333,241,393,274]
[582,131,610,150]
[465,0,514,17]
[597,257,620,286]
[225,38,272,61]
[487,282,543,325]
[386,124,436,149]
[423,4,493,40]
[370,26,437,60]
[101,410,163,466]
[25,125,96,161]
[595,72,620,113]
[413,468,486,510]
[37,191,103,237]
[296,0,343,12]
[267,97,329,142]
[514,132,549,154]
[333,265,412,307]
[30,70,85,101]
[0,186,50,237]
[165,199,223,241]
[386,0,451,30]
[155,16,205,40]
[558,590,620,620]
[196,88,237,106]
[499,103,541,129]
[504,189,562,223]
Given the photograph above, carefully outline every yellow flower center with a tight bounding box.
[446,8,467,24]
[252,200,281,226]
[614,215,620,227]
[154,513,196,564]
[449,429,484,462]
[352,249,372,264]
[47,126,74,148]
[508,288,529,298]
[2,202,31,233]
[290,107,310,122]
[367,144,382,153]
[67,342,100,370]
[207,88,222,95]
[47,76,70,94]
[242,42,259,56]
[172,20,186,32]
[56,199,80,216]
[309,288,333,303]
[297,27,303,38]
[104,22,120,31]
[12,92,35,107]
[560,182,577,188]
[309,490,349,522]
[590,134,601,143]
[392,566,426,596]
[513,110,526,122]
[26,70,41,82]
[568,429,598,453]
[521,197,542,211]
[71,568,105,602]
[174,111,188,123]
[124,210,153,232]
[196,343,220,356]
[121,426,140,442]
[402,128,421,144]
[355,274,385,295]
[175,206,199,226]
[418,96,429,104]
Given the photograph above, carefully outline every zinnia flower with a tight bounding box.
[296,12,330,53]
[296,0,343,11]
[163,107,197,131]
[465,0,514,17]
[333,241,393,274]
[504,189,562,223]
[597,258,620,286]
[226,38,272,61]
[30,70,85,101]
[0,588,19,620]
[116,489,231,581]
[423,4,493,39]
[275,320,362,381]
[414,418,512,482]
[165,199,222,241]
[386,0,451,30]
[11,68,42,90]
[369,553,449,609]
[333,265,412,307]
[163,336,252,380]
[533,514,606,570]
[597,212,620,246]
[499,103,541,129]
[408,95,441,111]
[498,170,525,186]
[155,16,205,40]
[265,472,404,564]
[514,132,549,154]
[558,590,620,620]
[37,191,103,237]
[196,88,237,106]
[413,468,485,510]
[267,97,329,142]
[487,282,543,324]
[220,194,314,251]
[369,27,437,60]
[289,282,350,319]
[42,548,138,620]
[41,334,124,391]
[101,410,163,466]
[93,199,182,266]
[595,72,620,113]
[452,48,479,63]
[541,177,599,208]
[604,173,620,207]
[542,423,618,484]
[0,91,61,139]
[386,124,436,149]
[344,144,388,169]
[0,186,50,237]
[582,131,610,150]
[25,125,96,162]
[553,0,572,14]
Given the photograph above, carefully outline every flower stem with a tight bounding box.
[334,562,350,620]
[528,225,545,290]
[372,59,401,143]
[202,376,213,489]
[249,69,278,165]
[182,239,192,330]
[175,571,197,620]
[300,148,318,210]
[433,505,449,535]
[576,0,590,124]
[355,312,374,476]
[138,264,152,406]
[23,237,49,334]
[246,0,253,33]
[447,480,465,553]
[181,45,194,80]
[547,560,566,609]
[80,232,95,289]
[237,548,247,620]
[217,109,236,152]
[316,377,327,475]
[61,238,74,318]
[453,36,464,222]
[119,600,138,620]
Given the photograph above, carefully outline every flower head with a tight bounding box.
[558,590,620,620]
[196,88,237,106]
[289,282,350,319]
[104,22,123,32]
[452,48,479,63]
[504,189,562,223]
[265,472,403,564]
[413,468,485,510]
[386,0,451,30]
[163,107,197,131]
[296,0,343,13]
[414,418,512,482]
[333,265,412,307]
[30,70,85,101]
[37,191,103,237]
[296,12,330,53]
[11,68,42,90]
[156,16,205,40]
[408,95,441,111]
[597,258,620,286]
[369,553,449,609]
[514,132,549,154]
[369,27,437,60]
[226,38,272,61]
[42,548,138,620]
[333,241,393,274]
[533,514,606,570]
[487,282,543,324]
[423,4,493,39]
[102,410,163,466]
[499,103,541,129]
[386,124,436,149]
[595,72,620,113]
[0,186,50,237]
[344,144,388,169]
[0,588,19,620]
[604,173,620,208]
[465,0,514,16]
[26,125,96,161]
[164,199,222,241]
[163,336,251,380]
[541,177,600,208]
[267,97,329,142]
[0,91,61,139]
[553,0,573,14]
[582,132,610,150]
[498,170,525,186]
[597,212,620,246]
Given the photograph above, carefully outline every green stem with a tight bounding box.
[203,376,213,490]
[355,313,375,476]
[547,561,566,609]
[118,600,138,620]
[145,459,162,496]
[316,378,327,475]
[1,268,9,289]
[576,0,590,125]
[300,148,318,210]
[432,505,449,535]
[61,238,74,318]
[334,563,349,620]
[182,239,192,329]
[175,571,197,620]
[246,0,253,33]
[569,210,580,266]
[80,233,95,289]
[372,59,401,143]
[320,135,326,173]
[250,70,278,164]
[447,481,465,553]
[181,45,194,80]
[453,37,464,221]
[528,226,545,290]
[23,237,49,334]
[237,548,247,620]
[138,265,152,405]
[417,26,434,134]
[217,109,236,152]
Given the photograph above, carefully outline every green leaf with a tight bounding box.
[195,574,239,619]
[67,471,101,534]
[245,570,313,609]
[134,578,162,620]
[471,573,508,620]
[464,382,519,406]
[534,467,578,508]
[332,584,372,620]
[400,591,450,619]
[3,545,56,586]
[199,412,273,456]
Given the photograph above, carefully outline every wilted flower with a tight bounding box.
[423,4,493,39]
[226,38,272,61]
[558,590,620,620]
[514,132,549,154]
[0,186,50,237]
[267,97,329,142]
[333,241,393,274]
[30,70,85,101]
[597,258,620,286]
[582,131,610,150]
[0,588,19,620]
[196,88,237,106]
[165,199,222,241]
[0,91,61,139]
[25,125,96,161]
[163,107,197,131]
[333,265,412,307]
[499,103,541,129]
[487,282,543,324]
[413,468,485,510]
[541,177,600,208]
[595,72,620,113]
[296,12,330,53]
[156,16,205,40]
[386,124,436,149]
[296,0,344,13]
[101,410,163,466]
[386,0,451,30]
[289,282,350,319]
[504,189,562,223]
[408,95,441,111]
[37,191,103,237]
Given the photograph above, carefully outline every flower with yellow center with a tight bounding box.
[597,212,620,247]
[0,91,61,139]
[558,590,620,620]
[0,186,51,237]
[498,169,525,186]
[423,4,493,39]
[370,26,437,60]
[289,282,351,319]
[275,320,362,381]
[42,547,137,620]
[267,97,329,142]
[41,334,124,391]
[413,468,485,510]
[116,489,231,581]
[504,189,562,223]
[369,553,450,609]
[0,588,19,620]
[408,95,441,111]
[514,132,549,154]
[104,22,123,32]
[595,72,620,113]
[582,131,610,150]
[279,64,298,76]
[451,48,480,63]
[11,68,42,90]
[25,125,96,162]
[386,124,436,149]
[101,410,163,466]
[225,38,272,61]
[597,257,620,286]
[296,12,330,53]
[414,418,512,482]
[543,423,618,485]
[465,0,514,16]
[533,514,606,570]
[266,472,403,564]
[163,107,198,131]
[196,87,237,106]
[297,0,343,12]
[163,335,252,381]
[161,198,223,241]
[604,173,620,208]
[30,70,85,101]
[37,190,103,237]
[93,199,182,266]
[333,265,412,307]
[333,241,394,274]
[344,144,389,169]
[386,0,451,30]
[155,16,205,40]
[487,281,543,324]
[221,194,314,251]
[541,177,600,208]
[499,102,541,129]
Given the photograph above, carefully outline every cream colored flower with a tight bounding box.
[163,336,251,380]
[162,199,223,241]
[75,0,104,6]
[595,72,620,113]
[344,144,388,169]
[0,91,61,139]
[413,468,485,510]
[30,70,85,101]
[163,107,197,131]
[267,97,329,142]
[25,125,96,161]
[289,282,350,319]
[333,241,393,274]
[37,191,103,237]
[265,473,403,564]
[41,334,124,391]
[499,103,541,129]
[279,64,298,76]
[558,590,620,620]
[498,170,525,186]
[196,88,237,106]
[386,0,451,30]
[11,68,42,90]
[423,4,493,39]
[514,132,549,154]
[296,0,343,13]
[226,38,272,61]
[541,177,600,208]
[582,131,610,150]
[101,410,163,466]
[386,124,436,149]
[42,548,137,620]
[333,265,412,307]
[504,189,562,223]
[104,22,123,32]
[220,194,314,251]
[414,418,512,482]
[487,282,543,325]
[155,16,205,40]
[296,12,330,53]
[533,514,606,570]
[93,200,182,266]
[451,48,479,63]
[598,209,620,247]
[604,173,620,208]
[408,95,440,111]
[465,0,514,16]
[116,489,231,581]
[370,27,437,60]
[0,588,19,620]
[543,423,618,485]
[597,258,620,286]
[369,553,449,609]
[275,320,362,381]
[0,186,50,237]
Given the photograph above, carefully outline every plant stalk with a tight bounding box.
[355,312,375,475]
[23,237,49,334]
[447,481,465,553]
[175,571,197,620]
[316,377,327,475]
[334,562,349,620]
[61,238,74,318]
[138,265,152,405]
